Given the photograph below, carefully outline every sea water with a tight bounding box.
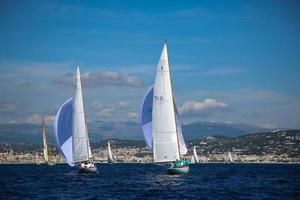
[1,163,299,199]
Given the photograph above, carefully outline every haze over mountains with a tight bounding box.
[0,121,273,144]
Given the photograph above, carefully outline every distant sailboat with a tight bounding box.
[227,152,233,163]
[190,154,195,164]
[54,66,97,173]
[107,141,114,163]
[35,153,40,165]
[190,146,199,164]
[42,119,55,165]
[42,119,49,164]
[140,42,189,174]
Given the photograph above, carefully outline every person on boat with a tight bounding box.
[182,159,189,166]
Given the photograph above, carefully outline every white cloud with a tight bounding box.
[96,108,115,117]
[262,123,278,129]
[179,99,228,117]
[24,113,43,124]
[118,101,129,109]
[24,113,56,124]
[54,71,143,87]
[126,112,138,119]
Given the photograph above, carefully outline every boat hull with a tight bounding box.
[78,166,97,173]
[167,166,189,174]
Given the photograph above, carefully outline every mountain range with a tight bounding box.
[0,121,273,144]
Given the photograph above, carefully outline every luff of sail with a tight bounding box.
[107,141,114,163]
[72,66,92,164]
[152,43,180,163]
[42,119,49,163]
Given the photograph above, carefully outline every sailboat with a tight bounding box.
[42,119,49,164]
[227,151,233,163]
[107,141,114,163]
[35,152,41,165]
[190,154,195,164]
[140,42,189,174]
[54,66,97,173]
[190,146,199,164]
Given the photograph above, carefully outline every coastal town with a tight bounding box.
[1,130,299,164]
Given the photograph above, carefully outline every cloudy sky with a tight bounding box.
[0,0,299,128]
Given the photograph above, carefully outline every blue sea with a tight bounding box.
[1,163,299,199]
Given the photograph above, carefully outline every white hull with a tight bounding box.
[167,166,189,174]
[78,165,97,173]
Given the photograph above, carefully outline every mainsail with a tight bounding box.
[72,66,92,163]
[42,119,49,163]
[193,146,199,163]
[152,43,181,163]
[228,152,233,163]
[54,98,74,166]
[140,85,187,155]
[107,141,114,163]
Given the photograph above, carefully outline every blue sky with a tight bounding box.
[0,0,299,128]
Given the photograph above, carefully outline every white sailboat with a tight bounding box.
[42,119,49,164]
[190,154,195,164]
[227,151,233,163]
[35,152,40,165]
[193,146,199,163]
[54,66,97,173]
[190,146,199,164]
[107,141,114,163]
[140,42,189,174]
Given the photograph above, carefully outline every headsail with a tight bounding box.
[152,43,180,163]
[54,97,74,166]
[140,85,187,155]
[42,119,49,163]
[193,146,199,163]
[107,141,114,163]
[72,66,92,163]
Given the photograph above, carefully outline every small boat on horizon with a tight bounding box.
[54,66,97,173]
[140,42,189,174]
[107,141,114,164]
[190,146,199,164]
[42,119,55,166]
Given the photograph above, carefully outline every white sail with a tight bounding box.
[190,155,195,164]
[107,141,114,163]
[42,119,49,163]
[72,66,92,163]
[193,146,199,163]
[152,43,180,163]
[228,152,233,163]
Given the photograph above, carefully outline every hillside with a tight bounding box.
[0,121,271,144]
